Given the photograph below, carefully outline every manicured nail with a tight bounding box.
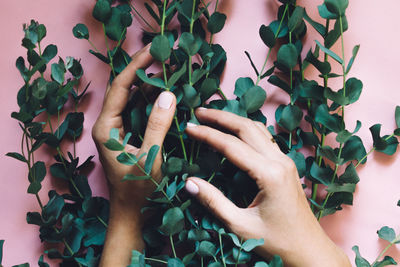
[197,107,207,111]
[186,122,198,128]
[158,92,173,109]
[185,180,199,195]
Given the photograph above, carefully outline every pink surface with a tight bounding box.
[0,0,399,266]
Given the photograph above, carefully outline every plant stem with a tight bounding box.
[317,143,344,220]
[144,257,168,264]
[170,234,177,258]
[217,87,227,100]
[219,233,227,267]
[102,24,116,78]
[371,233,400,266]
[355,134,395,168]
[175,116,188,161]
[256,4,288,86]
[87,39,100,53]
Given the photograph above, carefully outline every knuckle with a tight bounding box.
[91,120,108,144]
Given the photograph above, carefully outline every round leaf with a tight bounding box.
[72,23,89,40]
[259,25,276,48]
[150,35,171,62]
[92,0,112,23]
[239,85,266,113]
[159,207,185,235]
[277,44,298,69]
[207,12,227,34]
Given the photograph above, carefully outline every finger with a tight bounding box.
[253,121,281,151]
[185,177,242,228]
[140,91,176,152]
[195,108,280,157]
[101,44,153,118]
[185,123,266,184]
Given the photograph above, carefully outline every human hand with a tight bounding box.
[184,108,351,267]
[92,45,177,266]
[92,45,176,210]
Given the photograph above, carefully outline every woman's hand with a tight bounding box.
[92,45,177,267]
[185,108,351,267]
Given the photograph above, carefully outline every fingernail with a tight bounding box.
[146,43,151,51]
[197,107,207,111]
[186,122,198,128]
[185,180,199,195]
[158,92,173,109]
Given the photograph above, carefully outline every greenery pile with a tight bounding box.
[3,0,400,266]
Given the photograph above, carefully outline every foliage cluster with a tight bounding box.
[3,0,400,266]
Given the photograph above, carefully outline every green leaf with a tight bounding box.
[277,104,303,132]
[377,226,396,242]
[144,145,160,174]
[167,258,185,267]
[136,69,166,88]
[326,183,356,193]
[234,77,254,98]
[104,7,126,41]
[122,174,151,181]
[288,6,305,32]
[103,139,124,151]
[268,75,291,94]
[207,12,226,34]
[197,241,217,257]
[277,43,298,69]
[117,152,138,166]
[315,104,344,133]
[93,0,112,23]
[159,207,185,235]
[239,86,266,113]
[6,152,27,163]
[304,11,326,36]
[269,255,284,267]
[318,146,342,164]
[339,164,360,184]
[315,40,343,65]
[0,240,4,264]
[318,3,338,19]
[395,106,400,129]
[27,181,42,194]
[259,25,276,48]
[310,162,333,185]
[51,63,65,84]
[373,256,397,267]
[287,150,306,177]
[199,78,218,101]
[242,238,264,252]
[342,136,367,164]
[42,44,57,63]
[244,51,259,76]
[167,62,187,88]
[110,128,119,140]
[346,45,360,74]
[179,32,202,56]
[324,0,349,16]
[352,246,371,267]
[32,161,46,182]
[336,120,362,144]
[72,23,89,39]
[150,35,171,62]
[183,84,201,108]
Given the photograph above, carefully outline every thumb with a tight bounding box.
[185,177,242,228]
[140,91,176,152]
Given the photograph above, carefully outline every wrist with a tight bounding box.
[285,232,351,267]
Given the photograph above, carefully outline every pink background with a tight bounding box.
[1,0,399,266]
